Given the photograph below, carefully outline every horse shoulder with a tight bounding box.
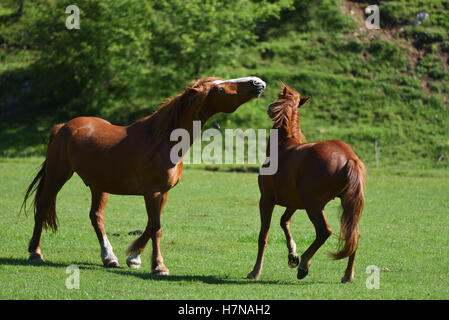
[144,150,184,192]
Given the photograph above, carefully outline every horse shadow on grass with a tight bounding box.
[0,257,331,285]
[103,267,330,286]
[0,257,104,270]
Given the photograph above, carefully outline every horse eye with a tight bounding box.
[218,87,225,94]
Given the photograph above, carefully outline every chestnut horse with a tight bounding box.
[247,84,366,283]
[22,76,266,275]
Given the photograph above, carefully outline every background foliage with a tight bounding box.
[0,0,448,168]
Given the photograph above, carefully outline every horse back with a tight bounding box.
[259,139,360,209]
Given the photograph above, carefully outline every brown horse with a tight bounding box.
[22,76,266,274]
[247,84,366,283]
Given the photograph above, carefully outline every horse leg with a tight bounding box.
[280,207,299,268]
[341,251,357,283]
[297,207,332,280]
[28,160,72,261]
[247,196,275,280]
[28,193,52,261]
[89,189,119,267]
[126,192,169,275]
[148,192,169,275]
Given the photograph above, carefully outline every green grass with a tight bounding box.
[1,158,449,299]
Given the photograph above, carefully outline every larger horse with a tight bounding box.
[22,76,266,275]
[247,84,366,283]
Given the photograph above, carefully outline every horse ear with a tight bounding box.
[298,97,310,108]
[186,86,199,95]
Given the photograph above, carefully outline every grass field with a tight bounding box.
[0,157,448,300]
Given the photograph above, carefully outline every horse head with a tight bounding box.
[188,76,266,117]
[267,84,310,143]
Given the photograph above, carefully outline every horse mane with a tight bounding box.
[134,77,221,141]
[267,84,307,143]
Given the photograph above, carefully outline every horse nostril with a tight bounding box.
[252,80,266,89]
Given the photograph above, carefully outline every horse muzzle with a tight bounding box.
[251,78,266,97]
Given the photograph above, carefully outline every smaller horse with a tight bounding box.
[247,84,366,283]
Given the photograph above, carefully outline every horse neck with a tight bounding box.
[274,107,305,144]
[176,106,212,145]
[138,94,212,150]
[297,128,307,144]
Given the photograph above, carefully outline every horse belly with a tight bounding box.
[260,174,305,209]
[80,171,143,195]
[74,158,143,195]
[273,184,305,209]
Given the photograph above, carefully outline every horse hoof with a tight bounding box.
[288,254,299,268]
[29,252,43,262]
[297,266,309,280]
[247,271,261,280]
[104,260,120,268]
[341,276,354,283]
[152,266,170,276]
[127,261,141,269]
[126,255,141,269]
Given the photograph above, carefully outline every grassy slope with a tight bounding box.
[1,158,449,299]
[210,0,449,169]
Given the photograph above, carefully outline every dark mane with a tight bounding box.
[132,77,221,141]
[267,85,307,143]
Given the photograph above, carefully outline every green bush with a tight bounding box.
[18,0,293,122]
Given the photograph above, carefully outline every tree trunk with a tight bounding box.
[17,0,25,17]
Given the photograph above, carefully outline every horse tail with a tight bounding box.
[329,158,366,260]
[20,124,65,232]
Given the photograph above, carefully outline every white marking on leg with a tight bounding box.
[101,235,118,263]
[126,253,141,269]
[287,240,299,268]
[290,239,297,254]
